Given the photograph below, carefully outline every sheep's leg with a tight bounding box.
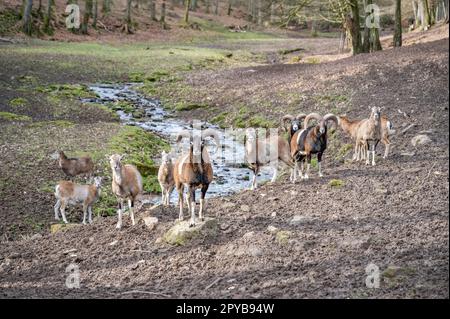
[82,203,88,225]
[383,142,390,159]
[250,166,259,190]
[270,164,278,183]
[299,160,304,179]
[128,199,135,226]
[353,143,359,161]
[304,155,311,180]
[372,140,379,166]
[160,183,166,205]
[177,185,184,221]
[199,184,209,221]
[54,200,61,221]
[187,187,196,227]
[60,201,68,224]
[116,199,124,229]
[88,206,93,224]
[365,141,371,165]
[317,153,323,178]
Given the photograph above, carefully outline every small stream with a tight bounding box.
[83,83,272,203]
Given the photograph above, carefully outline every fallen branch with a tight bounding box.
[121,290,171,298]
[401,124,416,135]
[205,278,221,290]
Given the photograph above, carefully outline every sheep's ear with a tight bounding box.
[120,154,126,160]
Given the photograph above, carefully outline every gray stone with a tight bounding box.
[163,217,218,245]
[411,134,432,147]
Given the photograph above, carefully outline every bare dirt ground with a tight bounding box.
[0,25,448,298]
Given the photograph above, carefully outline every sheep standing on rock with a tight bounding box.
[109,154,143,229]
[158,151,174,206]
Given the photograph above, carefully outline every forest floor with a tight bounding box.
[0,24,448,299]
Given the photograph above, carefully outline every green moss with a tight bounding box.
[329,179,345,188]
[110,101,135,113]
[0,9,20,36]
[108,125,169,192]
[306,57,320,64]
[337,143,353,158]
[0,112,31,122]
[174,102,209,111]
[9,97,28,107]
[247,115,276,129]
[211,112,229,128]
[37,84,97,99]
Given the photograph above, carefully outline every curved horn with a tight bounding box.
[176,129,191,143]
[201,128,220,146]
[296,113,307,121]
[304,113,322,129]
[282,114,295,123]
[323,113,339,128]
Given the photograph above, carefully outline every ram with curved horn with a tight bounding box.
[282,113,307,143]
[173,128,220,227]
[290,113,339,180]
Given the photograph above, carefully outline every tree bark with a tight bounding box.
[22,0,33,35]
[394,0,402,47]
[92,0,98,28]
[43,0,53,33]
[228,0,232,16]
[81,0,93,34]
[102,0,111,14]
[161,1,167,28]
[348,0,362,55]
[184,0,191,24]
[422,0,431,28]
[149,0,157,21]
[215,0,219,15]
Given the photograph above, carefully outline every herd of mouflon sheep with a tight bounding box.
[54,106,395,229]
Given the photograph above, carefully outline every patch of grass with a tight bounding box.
[289,55,302,63]
[337,143,353,158]
[88,103,120,120]
[108,125,169,193]
[247,115,276,128]
[279,47,304,55]
[328,179,345,188]
[306,57,321,64]
[276,230,291,245]
[23,216,45,232]
[0,111,32,122]
[37,84,97,99]
[211,112,229,128]
[310,158,318,169]
[109,100,135,113]
[9,97,28,107]
[174,102,209,111]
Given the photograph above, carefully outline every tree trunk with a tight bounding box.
[43,0,53,33]
[22,0,33,35]
[81,0,93,34]
[150,0,157,21]
[205,0,210,14]
[215,0,219,15]
[422,0,431,28]
[191,0,198,11]
[102,0,111,14]
[184,0,191,24]
[161,1,167,28]
[124,0,132,33]
[394,0,402,47]
[347,0,362,55]
[362,0,370,52]
[228,0,232,16]
[92,0,98,28]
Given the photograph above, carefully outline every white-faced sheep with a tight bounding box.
[244,127,295,189]
[173,128,220,227]
[353,107,383,166]
[58,151,94,179]
[290,113,339,180]
[109,154,143,229]
[158,151,174,206]
[338,113,395,161]
[54,176,102,224]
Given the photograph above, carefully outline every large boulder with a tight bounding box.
[163,217,218,246]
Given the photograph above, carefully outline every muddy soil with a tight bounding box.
[0,28,448,298]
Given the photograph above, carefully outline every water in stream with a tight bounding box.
[84,83,272,203]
